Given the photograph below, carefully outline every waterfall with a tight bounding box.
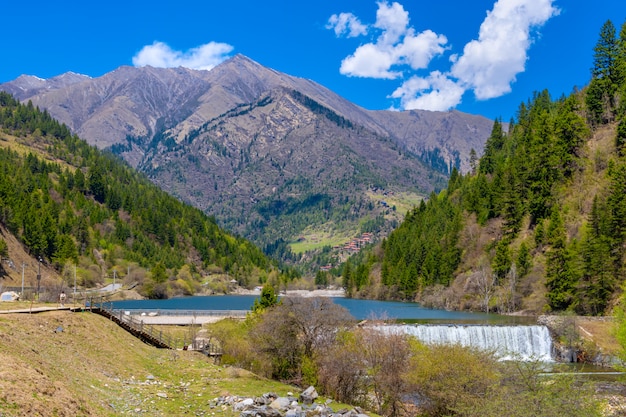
[386,324,554,361]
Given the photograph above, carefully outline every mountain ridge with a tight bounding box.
[0,55,494,268]
[1,54,492,172]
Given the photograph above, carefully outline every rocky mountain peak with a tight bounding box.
[0,56,494,266]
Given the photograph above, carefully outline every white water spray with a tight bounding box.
[386,325,554,361]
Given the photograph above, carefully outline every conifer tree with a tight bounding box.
[479,119,504,175]
[516,242,532,277]
[492,239,512,282]
[545,210,578,310]
[587,20,621,124]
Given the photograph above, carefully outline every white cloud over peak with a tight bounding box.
[326,13,368,38]
[334,1,448,80]
[132,41,234,71]
[391,72,465,111]
[329,0,559,111]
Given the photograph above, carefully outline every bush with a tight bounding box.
[251,297,354,383]
[405,344,501,417]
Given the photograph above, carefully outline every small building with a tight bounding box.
[0,291,20,302]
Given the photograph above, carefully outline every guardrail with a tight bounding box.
[88,298,226,356]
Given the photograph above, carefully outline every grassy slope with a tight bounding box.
[0,310,295,417]
[289,191,423,254]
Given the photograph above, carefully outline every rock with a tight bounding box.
[156,392,167,399]
[234,398,255,411]
[299,386,318,405]
[232,391,369,417]
[269,397,291,410]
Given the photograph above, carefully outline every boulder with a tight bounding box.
[269,397,291,410]
[299,386,318,405]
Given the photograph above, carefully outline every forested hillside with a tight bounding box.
[0,92,276,298]
[346,20,626,316]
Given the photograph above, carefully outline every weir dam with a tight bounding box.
[383,324,554,361]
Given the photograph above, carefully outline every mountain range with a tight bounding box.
[0,55,494,266]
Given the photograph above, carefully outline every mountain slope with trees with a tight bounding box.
[0,56,493,270]
[0,92,277,298]
[346,19,626,316]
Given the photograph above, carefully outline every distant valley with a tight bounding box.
[0,55,494,268]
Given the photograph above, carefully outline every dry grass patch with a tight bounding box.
[577,317,620,355]
[0,311,299,417]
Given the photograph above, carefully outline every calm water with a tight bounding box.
[109,295,533,323]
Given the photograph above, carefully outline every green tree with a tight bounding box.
[479,119,505,175]
[592,20,620,82]
[342,260,355,297]
[315,270,329,287]
[516,242,532,277]
[587,20,621,124]
[617,117,626,156]
[492,239,512,282]
[87,164,107,203]
[252,283,279,312]
[545,211,578,310]
[150,262,168,284]
[0,238,7,259]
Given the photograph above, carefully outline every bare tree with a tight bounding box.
[316,326,411,416]
[252,296,354,382]
[472,261,496,313]
[358,327,411,417]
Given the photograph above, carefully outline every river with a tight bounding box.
[109,294,534,323]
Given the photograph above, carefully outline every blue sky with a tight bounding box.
[2,0,625,121]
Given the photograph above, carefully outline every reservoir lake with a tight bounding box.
[109,295,535,324]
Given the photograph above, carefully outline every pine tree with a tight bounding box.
[592,20,619,82]
[479,119,505,175]
[492,239,512,283]
[587,20,621,124]
[545,210,578,311]
[252,283,279,312]
[516,242,532,277]
[617,118,626,156]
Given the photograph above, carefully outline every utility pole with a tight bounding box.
[21,263,25,297]
[36,257,42,301]
[73,264,77,299]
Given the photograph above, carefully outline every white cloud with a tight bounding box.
[451,0,560,100]
[374,1,410,46]
[333,1,448,80]
[340,44,402,79]
[327,13,368,38]
[132,41,234,71]
[397,29,448,70]
[390,72,465,111]
[330,0,559,111]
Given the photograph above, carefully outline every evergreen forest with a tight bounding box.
[346,19,626,316]
[0,92,276,297]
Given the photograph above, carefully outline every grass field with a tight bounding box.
[0,309,308,416]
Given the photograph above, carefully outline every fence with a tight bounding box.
[89,297,224,356]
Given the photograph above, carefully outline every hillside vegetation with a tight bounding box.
[348,19,626,316]
[0,56,493,272]
[0,310,295,416]
[0,92,277,298]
